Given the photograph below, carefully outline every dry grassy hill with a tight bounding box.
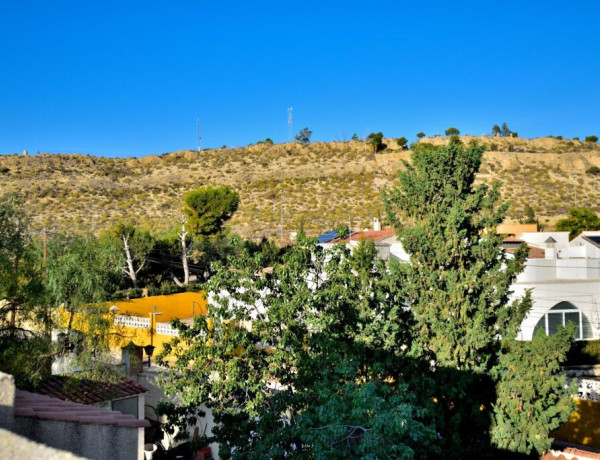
[1,136,600,239]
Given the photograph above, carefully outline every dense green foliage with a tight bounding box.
[158,142,575,458]
[183,186,240,238]
[0,194,50,387]
[158,239,437,458]
[585,135,598,143]
[492,328,575,454]
[555,207,600,238]
[444,126,460,136]
[384,141,574,455]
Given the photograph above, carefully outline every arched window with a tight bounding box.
[535,301,593,340]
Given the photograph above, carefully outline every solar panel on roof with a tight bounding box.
[587,235,600,246]
[317,230,339,243]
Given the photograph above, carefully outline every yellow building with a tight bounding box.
[108,291,208,354]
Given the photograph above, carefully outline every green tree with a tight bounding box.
[556,207,600,239]
[157,239,435,458]
[46,234,121,381]
[501,122,512,137]
[366,132,384,153]
[0,194,49,387]
[444,127,460,136]
[102,223,154,289]
[585,135,598,143]
[492,327,575,454]
[383,141,573,455]
[295,127,312,144]
[351,133,359,141]
[416,132,425,139]
[183,186,240,238]
[492,124,501,136]
[397,136,408,150]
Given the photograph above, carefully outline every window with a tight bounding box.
[535,301,593,340]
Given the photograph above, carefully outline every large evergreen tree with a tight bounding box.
[383,140,574,455]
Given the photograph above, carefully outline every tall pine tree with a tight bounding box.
[383,140,574,455]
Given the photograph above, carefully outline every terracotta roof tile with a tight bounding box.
[15,390,150,428]
[334,228,396,244]
[33,375,148,404]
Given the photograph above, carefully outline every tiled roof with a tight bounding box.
[34,375,148,404]
[334,228,396,244]
[15,390,150,428]
[502,239,545,259]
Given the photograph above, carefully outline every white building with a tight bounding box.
[513,231,600,341]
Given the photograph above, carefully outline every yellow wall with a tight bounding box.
[60,291,208,360]
[110,291,207,322]
[109,291,208,356]
[552,398,600,449]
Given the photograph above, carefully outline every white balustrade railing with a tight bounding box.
[577,378,600,402]
[114,315,150,329]
[113,314,179,336]
[156,322,179,337]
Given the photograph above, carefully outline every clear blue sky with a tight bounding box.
[1,1,599,157]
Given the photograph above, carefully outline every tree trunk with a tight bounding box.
[122,234,138,288]
[180,222,190,285]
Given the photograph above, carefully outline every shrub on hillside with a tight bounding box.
[586,166,600,175]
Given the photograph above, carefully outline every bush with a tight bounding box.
[444,127,460,137]
[416,132,425,139]
[585,135,598,143]
[397,137,408,150]
[586,166,600,175]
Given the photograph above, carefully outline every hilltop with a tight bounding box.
[1,136,600,239]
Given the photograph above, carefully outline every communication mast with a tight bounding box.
[197,119,202,151]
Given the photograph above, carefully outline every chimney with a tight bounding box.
[545,236,557,259]
[373,218,381,231]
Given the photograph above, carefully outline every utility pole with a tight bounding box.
[42,227,47,271]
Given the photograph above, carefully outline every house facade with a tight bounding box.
[513,231,600,341]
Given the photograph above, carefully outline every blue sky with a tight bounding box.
[1,1,599,157]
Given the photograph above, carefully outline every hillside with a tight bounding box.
[1,136,600,239]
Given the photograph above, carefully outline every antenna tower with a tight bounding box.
[287,107,293,142]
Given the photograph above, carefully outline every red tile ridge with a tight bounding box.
[15,389,148,428]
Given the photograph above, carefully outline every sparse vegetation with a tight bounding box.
[2,137,600,241]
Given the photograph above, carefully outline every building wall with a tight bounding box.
[15,417,143,460]
[513,281,600,341]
